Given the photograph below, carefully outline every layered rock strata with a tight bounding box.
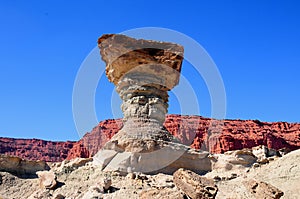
[0,138,78,162]
[80,115,300,158]
[94,34,211,174]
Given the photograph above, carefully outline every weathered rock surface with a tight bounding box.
[215,178,284,199]
[252,145,279,164]
[206,149,300,198]
[36,170,57,189]
[244,179,284,199]
[1,148,299,199]
[174,168,218,199]
[98,34,183,89]
[249,149,300,198]
[0,171,40,198]
[0,155,49,177]
[93,143,212,175]
[206,146,281,182]
[215,148,257,168]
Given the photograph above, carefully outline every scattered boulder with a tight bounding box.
[36,171,57,190]
[211,148,257,174]
[225,149,257,166]
[174,168,218,199]
[0,155,49,177]
[101,177,112,191]
[252,145,279,164]
[244,179,284,199]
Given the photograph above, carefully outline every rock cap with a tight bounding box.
[98,34,184,90]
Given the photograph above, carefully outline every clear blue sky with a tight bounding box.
[1,1,299,141]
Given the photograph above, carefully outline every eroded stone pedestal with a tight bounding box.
[93,34,212,174]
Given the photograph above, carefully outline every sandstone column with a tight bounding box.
[93,34,211,174]
[98,34,183,152]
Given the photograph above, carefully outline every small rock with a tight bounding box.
[258,158,269,164]
[229,149,257,166]
[174,168,218,199]
[102,177,112,191]
[221,177,227,181]
[278,148,291,156]
[36,171,57,190]
[213,176,221,182]
[229,173,238,179]
[252,145,280,164]
[126,172,136,179]
[244,179,284,199]
[253,163,260,168]
[267,157,275,161]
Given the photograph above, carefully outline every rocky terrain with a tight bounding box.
[1,114,299,161]
[0,145,299,198]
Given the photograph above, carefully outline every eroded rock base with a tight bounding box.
[93,142,212,175]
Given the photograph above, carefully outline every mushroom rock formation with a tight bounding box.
[93,34,211,174]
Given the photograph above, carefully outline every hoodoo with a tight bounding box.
[93,34,211,174]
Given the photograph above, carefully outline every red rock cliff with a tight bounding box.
[1,114,300,161]
[0,138,76,162]
[74,114,300,157]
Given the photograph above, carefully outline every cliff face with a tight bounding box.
[163,115,300,153]
[75,114,300,157]
[0,138,76,162]
[1,114,300,161]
